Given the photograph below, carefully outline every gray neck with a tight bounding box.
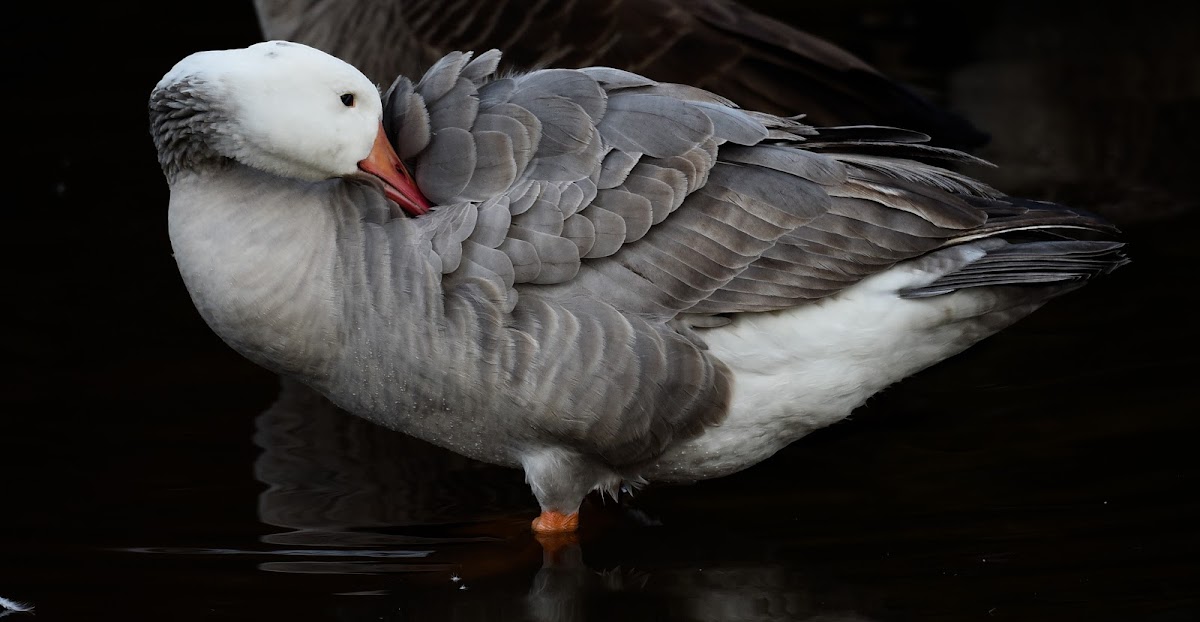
[166,164,521,465]
[167,165,348,382]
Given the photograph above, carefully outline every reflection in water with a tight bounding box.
[253,377,533,536]
[0,596,33,619]
[526,540,875,622]
[251,379,878,621]
[252,377,532,575]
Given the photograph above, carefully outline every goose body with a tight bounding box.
[151,41,1126,532]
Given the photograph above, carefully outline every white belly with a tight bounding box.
[644,255,1046,482]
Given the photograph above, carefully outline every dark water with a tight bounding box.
[3,2,1198,620]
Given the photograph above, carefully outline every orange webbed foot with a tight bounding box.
[531,510,579,534]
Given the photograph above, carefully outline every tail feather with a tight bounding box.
[901,239,1129,298]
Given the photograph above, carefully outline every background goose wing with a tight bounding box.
[254,0,985,148]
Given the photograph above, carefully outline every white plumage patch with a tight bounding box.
[649,253,1015,481]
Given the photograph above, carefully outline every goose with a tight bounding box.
[150,41,1126,534]
[252,0,987,149]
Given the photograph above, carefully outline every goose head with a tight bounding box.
[150,40,431,215]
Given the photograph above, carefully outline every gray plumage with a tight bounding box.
[152,43,1127,525]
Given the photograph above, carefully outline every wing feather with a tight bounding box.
[386,48,1123,324]
[368,48,1123,470]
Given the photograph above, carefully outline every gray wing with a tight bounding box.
[384,49,775,315]
[385,50,1123,322]
[375,50,1124,467]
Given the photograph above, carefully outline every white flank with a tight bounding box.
[648,257,1020,481]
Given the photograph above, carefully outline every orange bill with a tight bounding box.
[358,124,432,216]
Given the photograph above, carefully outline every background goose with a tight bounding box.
[150,40,1126,533]
[252,0,987,149]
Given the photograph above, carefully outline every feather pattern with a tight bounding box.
[380,48,1126,323]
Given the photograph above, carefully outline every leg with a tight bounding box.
[521,449,618,533]
[532,510,580,533]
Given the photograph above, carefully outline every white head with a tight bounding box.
[151,40,430,214]
[153,40,382,180]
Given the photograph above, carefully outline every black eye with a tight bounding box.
[340,93,355,107]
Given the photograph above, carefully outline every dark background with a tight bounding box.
[2,2,1198,620]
